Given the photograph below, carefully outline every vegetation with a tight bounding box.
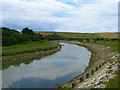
[2,41,60,69]
[45,33,65,40]
[83,39,119,89]
[90,40,119,52]
[3,41,59,56]
[78,37,119,89]
[106,68,119,89]
[39,32,119,44]
[45,32,100,40]
[1,27,119,88]
[1,27,60,69]
[1,27,44,46]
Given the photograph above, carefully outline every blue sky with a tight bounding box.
[1,0,119,32]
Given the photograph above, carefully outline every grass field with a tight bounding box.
[2,41,60,56]
[90,40,119,52]
[97,33,119,39]
[34,32,119,39]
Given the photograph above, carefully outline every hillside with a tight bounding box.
[34,32,119,39]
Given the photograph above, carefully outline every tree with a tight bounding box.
[9,36,18,45]
[22,28,34,35]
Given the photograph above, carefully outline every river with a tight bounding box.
[2,43,91,88]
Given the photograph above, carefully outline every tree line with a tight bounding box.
[1,27,44,46]
[1,27,119,46]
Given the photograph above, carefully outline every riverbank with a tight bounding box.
[57,41,118,89]
[2,41,61,69]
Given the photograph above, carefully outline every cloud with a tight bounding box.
[1,0,119,32]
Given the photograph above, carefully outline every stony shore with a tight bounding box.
[57,41,118,89]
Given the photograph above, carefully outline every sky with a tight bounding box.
[1,0,119,32]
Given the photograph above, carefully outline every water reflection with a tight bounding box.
[2,43,91,88]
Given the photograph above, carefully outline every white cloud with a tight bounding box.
[1,0,119,32]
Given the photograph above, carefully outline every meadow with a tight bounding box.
[35,31,118,39]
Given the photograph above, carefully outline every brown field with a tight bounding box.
[20,31,119,39]
[35,32,50,35]
[97,33,119,39]
[34,32,50,35]
[34,32,119,39]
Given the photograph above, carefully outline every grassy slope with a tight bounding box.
[3,41,60,56]
[106,69,119,88]
[98,41,119,89]
[56,32,99,39]
[34,32,118,39]
[90,40,118,52]
[88,40,119,89]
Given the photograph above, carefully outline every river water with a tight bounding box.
[2,43,91,88]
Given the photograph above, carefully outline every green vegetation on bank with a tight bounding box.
[106,67,119,89]
[90,40,118,52]
[91,40,119,89]
[3,41,60,56]
[2,41,60,69]
[78,39,119,89]
[1,27,61,69]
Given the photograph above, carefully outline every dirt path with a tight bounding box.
[57,41,118,88]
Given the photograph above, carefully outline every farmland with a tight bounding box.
[34,31,119,39]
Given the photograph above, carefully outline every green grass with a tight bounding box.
[43,32,99,39]
[106,68,119,89]
[56,32,99,39]
[2,41,60,56]
[2,41,60,69]
[90,40,118,52]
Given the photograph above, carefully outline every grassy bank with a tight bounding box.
[57,40,119,89]
[57,41,108,88]
[90,40,118,52]
[85,40,119,89]
[3,41,60,56]
[79,40,119,89]
[93,41,119,89]
[106,68,119,88]
[2,41,61,69]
